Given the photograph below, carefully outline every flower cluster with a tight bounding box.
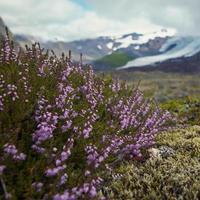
[0,31,17,64]
[81,67,104,109]
[54,178,103,200]
[0,74,20,111]
[3,144,26,161]
[0,74,5,111]
[32,96,58,153]
[18,64,32,101]
[45,137,74,178]
[32,182,44,192]
[110,78,121,92]
[108,90,145,130]
[86,136,124,169]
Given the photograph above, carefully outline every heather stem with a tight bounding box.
[0,177,10,199]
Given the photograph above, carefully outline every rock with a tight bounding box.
[148,148,161,158]
[148,146,175,159]
[159,146,175,158]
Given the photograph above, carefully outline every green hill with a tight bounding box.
[95,51,134,68]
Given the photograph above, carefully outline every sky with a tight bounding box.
[0,0,198,41]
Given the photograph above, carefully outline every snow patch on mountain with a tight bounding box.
[115,35,135,48]
[134,45,140,50]
[97,45,102,50]
[107,42,113,49]
[115,29,175,50]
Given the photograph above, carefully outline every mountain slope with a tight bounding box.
[94,51,135,70]
[119,36,200,69]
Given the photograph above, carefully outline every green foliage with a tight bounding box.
[161,97,200,125]
[101,126,200,200]
[96,52,134,68]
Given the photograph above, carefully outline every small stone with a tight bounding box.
[148,148,161,158]
[159,146,175,158]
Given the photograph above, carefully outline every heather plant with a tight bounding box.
[0,31,172,199]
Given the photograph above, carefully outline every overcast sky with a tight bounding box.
[0,0,198,41]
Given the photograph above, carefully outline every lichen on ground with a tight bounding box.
[101,126,200,200]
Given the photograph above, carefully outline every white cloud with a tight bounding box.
[88,0,200,36]
[0,0,85,40]
[2,0,198,41]
[60,12,163,40]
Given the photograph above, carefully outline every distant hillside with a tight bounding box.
[93,36,168,70]
[94,51,134,70]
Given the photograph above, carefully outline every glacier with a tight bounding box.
[118,36,200,69]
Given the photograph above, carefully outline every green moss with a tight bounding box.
[102,126,200,200]
[161,97,200,125]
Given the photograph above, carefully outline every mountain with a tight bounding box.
[14,28,174,64]
[118,36,200,73]
[14,34,115,62]
[93,30,172,70]
[41,37,114,62]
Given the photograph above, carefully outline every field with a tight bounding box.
[108,71,200,101]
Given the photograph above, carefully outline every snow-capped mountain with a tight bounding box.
[118,35,200,72]
[15,28,175,63]
[112,29,175,49]
[93,29,175,70]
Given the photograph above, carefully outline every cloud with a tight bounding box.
[1,0,199,41]
[88,0,200,36]
[0,0,85,40]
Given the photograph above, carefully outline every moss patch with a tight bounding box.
[101,126,200,200]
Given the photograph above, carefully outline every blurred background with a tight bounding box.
[0,0,200,103]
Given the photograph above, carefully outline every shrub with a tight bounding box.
[0,32,172,199]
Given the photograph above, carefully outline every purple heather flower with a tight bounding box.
[60,173,68,185]
[32,182,43,192]
[4,144,26,161]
